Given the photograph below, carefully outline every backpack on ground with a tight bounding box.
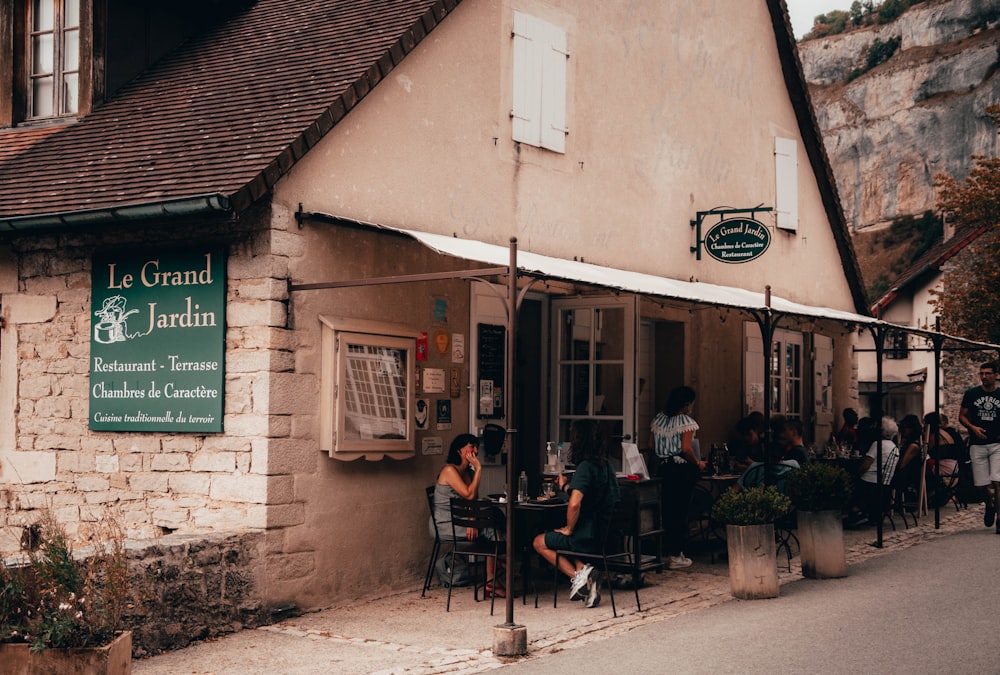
[435,551,477,587]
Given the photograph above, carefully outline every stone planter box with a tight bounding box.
[797,509,848,579]
[0,630,131,675]
[725,523,779,599]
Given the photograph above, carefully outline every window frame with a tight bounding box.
[320,316,418,461]
[2,0,93,128]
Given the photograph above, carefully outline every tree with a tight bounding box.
[931,105,1000,343]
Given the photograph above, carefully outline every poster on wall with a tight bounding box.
[89,247,226,432]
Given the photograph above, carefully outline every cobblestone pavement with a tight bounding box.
[134,504,983,675]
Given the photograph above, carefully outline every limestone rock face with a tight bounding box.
[799,0,1000,231]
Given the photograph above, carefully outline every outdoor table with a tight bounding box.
[490,497,568,605]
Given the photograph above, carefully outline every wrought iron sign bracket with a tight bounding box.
[690,206,773,261]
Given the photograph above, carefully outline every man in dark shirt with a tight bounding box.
[960,361,1000,533]
[781,417,810,467]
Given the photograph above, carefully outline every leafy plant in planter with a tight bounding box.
[710,485,791,525]
[1,512,133,653]
[785,463,853,512]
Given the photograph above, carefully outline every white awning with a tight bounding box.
[389,225,879,326]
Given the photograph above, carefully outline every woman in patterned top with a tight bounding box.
[649,386,706,570]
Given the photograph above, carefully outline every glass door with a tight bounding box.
[550,296,635,448]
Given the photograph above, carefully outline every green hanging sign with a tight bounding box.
[704,217,771,263]
[89,247,226,432]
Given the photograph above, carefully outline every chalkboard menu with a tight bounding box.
[477,323,505,419]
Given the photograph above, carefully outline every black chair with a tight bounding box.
[423,486,446,597]
[552,491,663,617]
[448,497,504,614]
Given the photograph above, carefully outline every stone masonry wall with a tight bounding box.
[0,204,296,557]
[125,531,268,657]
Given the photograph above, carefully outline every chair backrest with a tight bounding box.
[449,498,501,537]
[426,485,438,523]
[602,492,636,553]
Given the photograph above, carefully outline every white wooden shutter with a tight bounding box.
[744,321,765,415]
[539,20,567,153]
[512,12,567,153]
[512,12,542,146]
[775,136,798,232]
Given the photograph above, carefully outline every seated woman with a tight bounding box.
[924,411,965,480]
[533,419,620,609]
[431,433,504,597]
[852,417,900,525]
[892,415,924,507]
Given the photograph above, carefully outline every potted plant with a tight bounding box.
[710,485,791,599]
[785,462,853,579]
[0,513,134,674]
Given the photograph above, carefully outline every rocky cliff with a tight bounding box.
[799,0,1000,232]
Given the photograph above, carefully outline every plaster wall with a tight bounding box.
[275,0,857,313]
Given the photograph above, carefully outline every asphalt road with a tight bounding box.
[505,527,1000,674]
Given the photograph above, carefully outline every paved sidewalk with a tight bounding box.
[133,505,982,675]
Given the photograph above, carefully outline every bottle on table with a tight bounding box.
[517,471,529,502]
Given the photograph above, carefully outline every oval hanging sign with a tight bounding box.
[704,217,771,264]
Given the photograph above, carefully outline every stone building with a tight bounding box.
[1,0,876,630]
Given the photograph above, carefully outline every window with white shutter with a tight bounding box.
[511,12,568,153]
[774,137,798,232]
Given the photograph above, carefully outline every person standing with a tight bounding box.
[959,361,1000,533]
[649,386,707,570]
[533,419,620,609]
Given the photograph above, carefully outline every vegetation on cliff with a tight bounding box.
[804,0,928,40]
[931,104,1000,343]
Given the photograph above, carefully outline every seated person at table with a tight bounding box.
[431,433,504,598]
[780,417,810,466]
[833,407,859,449]
[729,415,764,472]
[924,411,966,480]
[737,443,799,493]
[852,417,900,525]
[533,419,620,609]
[894,415,924,488]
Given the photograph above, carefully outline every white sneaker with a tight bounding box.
[668,554,692,569]
[585,574,601,608]
[569,564,593,600]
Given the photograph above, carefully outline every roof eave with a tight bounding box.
[0,193,232,232]
[766,0,871,316]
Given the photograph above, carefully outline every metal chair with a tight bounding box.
[448,497,504,614]
[422,486,445,597]
[552,491,662,617]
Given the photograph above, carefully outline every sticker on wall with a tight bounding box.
[450,368,461,398]
[451,333,465,363]
[423,368,446,394]
[479,380,494,417]
[416,332,429,361]
[433,297,448,324]
[436,399,452,430]
[422,436,443,456]
[434,330,450,355]
[415,398,429,430]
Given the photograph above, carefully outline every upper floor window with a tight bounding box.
[29,0,79,119]
[511,11,568,153]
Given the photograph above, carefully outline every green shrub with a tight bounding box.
[785,463,854,511]
[710,485,791,525]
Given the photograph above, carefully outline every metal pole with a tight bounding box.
[933,319,943,529]
[503,238,518,627]
[871,324,886,548]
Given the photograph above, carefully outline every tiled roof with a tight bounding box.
[0,0,460,222]
[870,224,988,314]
